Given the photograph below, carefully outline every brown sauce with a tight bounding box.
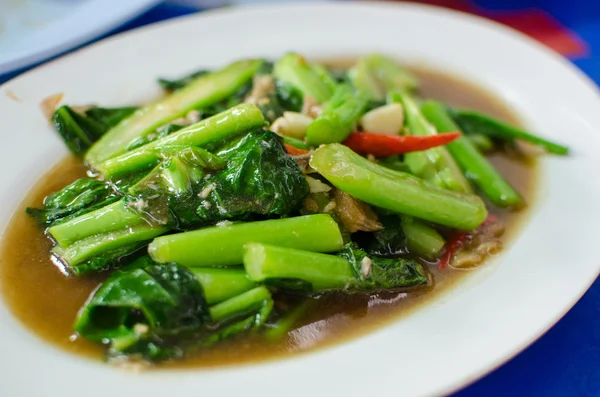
[0,66,538,369]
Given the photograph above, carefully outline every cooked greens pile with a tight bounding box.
[29,53,568,365]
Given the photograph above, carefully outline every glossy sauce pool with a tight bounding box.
[0,66,538,368]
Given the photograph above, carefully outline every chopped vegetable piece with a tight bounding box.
[390,91,473,193]
[453,110,569,155]
[310,144,488,230]
[51,105,108,156]
[421,100,523,207]
[243,242,429,292]
[148,214,344,267]
[343,131,461,157]
[401,216,445,260]
[306,85,370,145]
[273,53,333,104]
[195,129,310,224]
[189,268,256,305]
[349,54,418,99]
[97,103,265,178]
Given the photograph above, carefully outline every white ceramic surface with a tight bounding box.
[0,3,599,397]
[0,0,160,75]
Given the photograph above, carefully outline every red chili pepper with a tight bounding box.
[438,214,499,269]
[343,132,461,157]
[284,144,309,156]
[439,232,467,270]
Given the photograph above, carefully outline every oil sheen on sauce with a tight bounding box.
[0,66,538,369]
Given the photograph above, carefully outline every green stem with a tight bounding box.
[452,109,569,155]
[310,144,487,230]
[148,214,344,267]
[52,224,168,266]
[209,286,272,323]
[189,268,256,305]
[264,299,314,341]
[306,85,369,145]
[390,91,473,193]
[97,103,265,178]
[244,243,355,290]
[85,59,263,166]
[273,53,333,103]
[400,216,445,259]
[421,100,523,207]
[48,200,143,247]
[467,134,495,152]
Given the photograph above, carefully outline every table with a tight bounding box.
[1,1,598,395]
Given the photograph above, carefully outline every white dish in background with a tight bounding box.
[0,0,160,75]
[1,3,599,397]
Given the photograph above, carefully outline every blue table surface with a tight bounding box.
[1,2,598,396]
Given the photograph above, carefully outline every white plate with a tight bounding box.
[1,3,599,397]
[0,0,160,75]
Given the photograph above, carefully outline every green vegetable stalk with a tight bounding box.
[453,109,569,155]
[243,243,430,292]
[349,54,418,100]
[306,85,370,145]
[74,260,272,362]
[421,100,523,207]
[97,103,265,178]
[85,59,263,166]
[390,90,473,193]
[190,268,256,305]
[148,214,344,267]
[273,53,333,103]
[310,144,488,230]
[400,216,445,260]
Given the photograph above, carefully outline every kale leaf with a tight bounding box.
[338,243,430,291]
[52,105,107,156]
[74,261,210,361]
[195,129,309,223]
[26,178,119,226]
[84,106,138,129]
[352,215,409,257]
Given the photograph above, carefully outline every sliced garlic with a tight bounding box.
[360,103,405,135]
[270,111,313,139]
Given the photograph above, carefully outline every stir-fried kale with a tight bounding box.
[126,147,226,228]
[195,129,309,223]
[125,124,184,152]
[26,178,119,226]
[353,215,409,257]
[75,258,273,363]
[255,80,304,123]
[52,106,107,156]
[337,243,430,291]
[84,106,138,129]
[51,106,139,157]
[75,261,210,361]
[243,242,430,293]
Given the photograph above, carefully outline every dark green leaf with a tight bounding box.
[338,243,430,290]
[85,106,138,129]
[196,129,309,223]
[75,262,209,343]
[26,178,118,226]
[52,106,107,156]
[353,215,409,257]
